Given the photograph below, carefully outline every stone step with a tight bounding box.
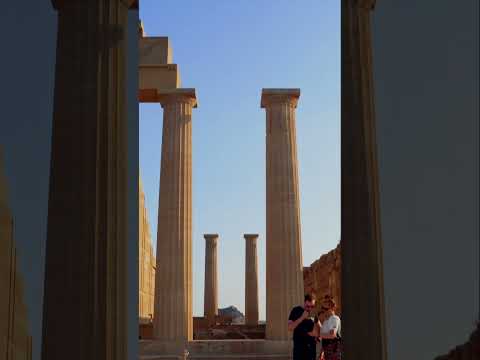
[140,340,293,360]
[140,356,290,360]
[189,355,290,359]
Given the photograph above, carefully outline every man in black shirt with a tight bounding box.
[288,293,318,360]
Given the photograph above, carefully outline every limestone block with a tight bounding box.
[140,37,172,65]
[139,64,181,102]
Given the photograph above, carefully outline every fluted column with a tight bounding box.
[341,0,387,359]
[244,234,259,326]
[261,89,304,340]
[203,234,219,325]
[42,1,136,359]
[153,89,197,343]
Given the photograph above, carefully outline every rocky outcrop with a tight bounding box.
[303,243,341,315]
[218,306,245,324]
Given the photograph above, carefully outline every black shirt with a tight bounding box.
[288,306,316,347]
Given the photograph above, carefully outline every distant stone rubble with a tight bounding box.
[218,305,245,324]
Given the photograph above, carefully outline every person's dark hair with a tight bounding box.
[323,297,336,310]
[304,293,316,302]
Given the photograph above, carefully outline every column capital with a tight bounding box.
[244,234,259,241]
[204,234,219,241]
[158,88,198,108]
[260,88,300,109]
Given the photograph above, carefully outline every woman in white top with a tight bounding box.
[319,297,342,360]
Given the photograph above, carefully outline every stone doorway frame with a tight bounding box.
[43,0,388,358]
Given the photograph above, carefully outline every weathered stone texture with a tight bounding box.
[139,178,156,321]
[153,89,197,342]
[262,88,304,341]
[0,148,33,360]
[42,2,130,359]
[303,243,342,315]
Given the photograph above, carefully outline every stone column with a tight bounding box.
[42,1,136,360]
[203,234,219,325]
[244,234,259,326]
[261,89,304,340]
[154,88,197,343]
[341,0,388,359]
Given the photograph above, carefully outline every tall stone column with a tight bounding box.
[203,234,219,325]
[261,89,304,341]
[341,0,387,359]
[153,89,197,343]
[42,1,136,360]
[244,234,259,326]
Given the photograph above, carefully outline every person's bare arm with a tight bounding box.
[287,311,308,332]
[308,320,322,337]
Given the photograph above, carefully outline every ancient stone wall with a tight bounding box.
[303,243,341,315]
[0,148,32,359]
[139,177,156,321]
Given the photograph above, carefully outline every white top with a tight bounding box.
[320,314,341,337]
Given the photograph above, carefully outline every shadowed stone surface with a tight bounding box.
[42,1,130,359]
[341,0,387,358]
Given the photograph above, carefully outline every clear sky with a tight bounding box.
[139,0,340,320]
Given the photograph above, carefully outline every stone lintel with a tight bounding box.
[244,234,259,241]
[158,88,198,108]
[203,234,219,241]
[260,88,300,108]
[139,64,180,95]
[140,37,172,65]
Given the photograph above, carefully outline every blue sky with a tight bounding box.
[139,0,340,320]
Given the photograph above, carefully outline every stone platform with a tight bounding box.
[139,340,292,360]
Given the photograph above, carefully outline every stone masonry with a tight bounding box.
[303,243,342,315]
